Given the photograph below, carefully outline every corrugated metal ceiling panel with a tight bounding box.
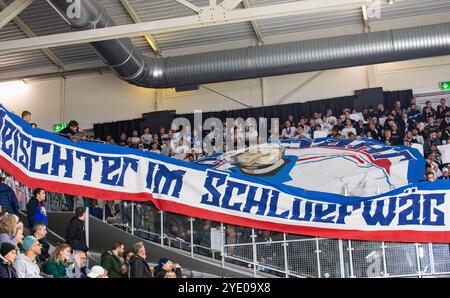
[0,21,55,71]
[258,8,363,37]
[375,0,450,20]
[1,0,450,77]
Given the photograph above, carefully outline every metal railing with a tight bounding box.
[3,169,450,278]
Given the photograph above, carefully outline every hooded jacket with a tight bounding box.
[65,217,88,252]
[26,197,48,229]
[0,255,17,278]
[0,183,19,215]
[13,253,42,278]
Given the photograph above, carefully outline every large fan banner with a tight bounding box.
[1,104,450,243]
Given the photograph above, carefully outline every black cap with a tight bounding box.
[1,242,16,257]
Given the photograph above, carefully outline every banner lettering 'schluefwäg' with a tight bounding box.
[1,104,450,243]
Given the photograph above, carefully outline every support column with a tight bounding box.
[155,89,164,111]
[367,65,377,88]
[283,233,289,277]
[189,217,194,258]
[338,239,345,278]
[159,210,164,246]
[131,202,135,236]
[251,228,257,277]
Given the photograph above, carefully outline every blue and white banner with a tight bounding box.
[1,104,450,243]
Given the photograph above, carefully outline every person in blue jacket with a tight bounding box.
[0,177,19,216]
[26,188,48,229]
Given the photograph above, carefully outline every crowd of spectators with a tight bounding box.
[2,96,449,279]
[17,98,450,182]
[85,98,450,181]
[0,191,186,278]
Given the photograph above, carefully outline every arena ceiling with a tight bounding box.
[0,0,449,81]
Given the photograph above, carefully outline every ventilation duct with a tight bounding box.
[47,0,450,89]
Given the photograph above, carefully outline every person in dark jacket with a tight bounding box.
[101,241,125,278]
[26,188,47,229]
[129,242,152,278]
[89,199,103,220]
[0,177,19,216]
[65,207,89,252]
[32,222,50,265]
[0,242,18,278]
[153,258,183,278]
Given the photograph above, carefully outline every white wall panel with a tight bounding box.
[1,55,449,132]
[0,79,61,131]
[64,73,156,129]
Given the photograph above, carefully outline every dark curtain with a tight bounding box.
[176,95,357,126]
[383,90,414,110]
[93,90,412,140]
[94,118,143,142]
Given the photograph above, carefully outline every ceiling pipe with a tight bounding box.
[47,0,450,89]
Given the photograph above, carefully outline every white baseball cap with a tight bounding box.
[87,266,106,278]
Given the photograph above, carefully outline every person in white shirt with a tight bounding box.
[321,116,333,135]
[411,128,424,145]
[246,125,258,145]
[141,127,152,146]
[281,121,297,139]
[131,130,140,146]
[326,109,337,126]
[171,137,190,160]
[150,142,160,154]
[341,120,357,138]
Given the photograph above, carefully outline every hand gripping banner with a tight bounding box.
[1,104,450,243]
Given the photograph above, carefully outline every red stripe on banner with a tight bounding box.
[1,153,450,243]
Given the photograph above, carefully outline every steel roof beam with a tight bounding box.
[0,0,33,29]
[0,0,65,69]
[119,0,160,56]
[0,0,371,54]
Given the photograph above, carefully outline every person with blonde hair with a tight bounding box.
[15,221,24,252]
[129,241,152,278]
[0,213,18,247]
[43,243,72,278]
[164,271,177,278]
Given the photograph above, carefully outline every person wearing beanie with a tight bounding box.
[153,258,182,278]
[13,236,42,278]
[0,242,18,278]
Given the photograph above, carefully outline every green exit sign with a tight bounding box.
[53,122,68,132]
[441,81,450,91]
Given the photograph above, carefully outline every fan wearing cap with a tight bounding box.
[13,235,42,278]
[87,266,108,278]
[439,167,450,180]
[153,258,182,278]
[0,242,18,278]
